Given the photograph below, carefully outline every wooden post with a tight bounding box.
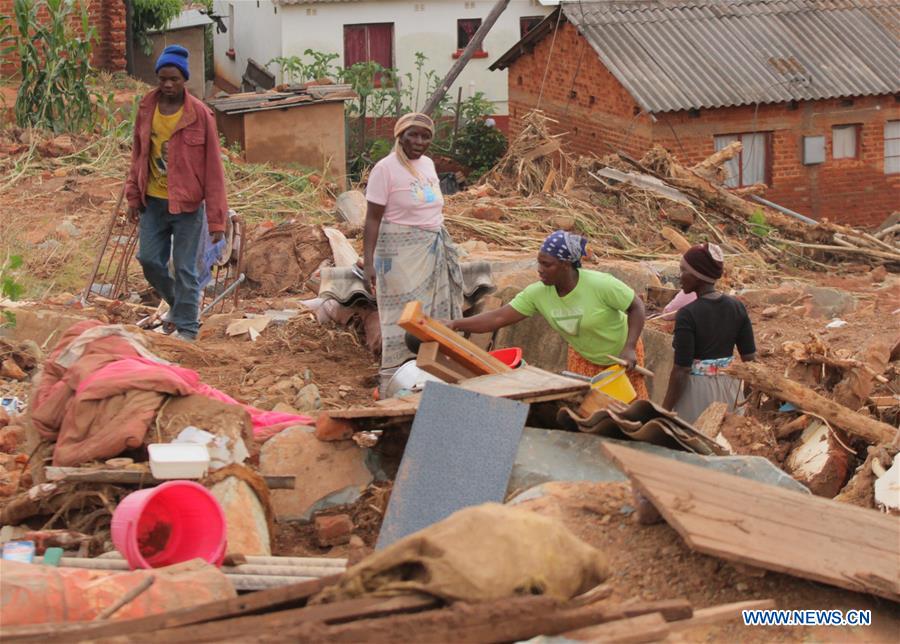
[421,0,511,116]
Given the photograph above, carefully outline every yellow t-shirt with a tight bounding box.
[146,105,184,199]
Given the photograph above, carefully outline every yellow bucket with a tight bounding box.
[591,365,637,403]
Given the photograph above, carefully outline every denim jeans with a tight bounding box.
[137,197,206,338]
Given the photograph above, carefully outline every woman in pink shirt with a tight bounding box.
[363,113,463,391]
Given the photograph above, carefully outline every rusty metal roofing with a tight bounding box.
[493,0,900,113]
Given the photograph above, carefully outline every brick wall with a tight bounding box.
[0,0,126,75]
[506,22,900,228]
[506,22,654,159]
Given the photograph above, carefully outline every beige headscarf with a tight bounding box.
[394,112,435,180]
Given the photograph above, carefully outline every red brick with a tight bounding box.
[314,513,353,547]
[314,414,355,442]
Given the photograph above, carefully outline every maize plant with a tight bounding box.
[5,0,98,133]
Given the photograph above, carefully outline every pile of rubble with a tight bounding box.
[1,108,899,640]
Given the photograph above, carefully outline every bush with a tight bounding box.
[452,120,507,179]
[132,0,182,56]
[2,0,100,133]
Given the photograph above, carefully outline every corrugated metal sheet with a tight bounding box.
[500,1,900,113]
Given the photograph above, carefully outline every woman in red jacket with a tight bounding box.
[125,45,228,341]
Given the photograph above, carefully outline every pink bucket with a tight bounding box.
[111,481,227,569]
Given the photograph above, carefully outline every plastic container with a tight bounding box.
[383,361,443,398]
[592,365,637,403]
[111,481,227,569]
[148,443,210,480]
[489,347,523,368]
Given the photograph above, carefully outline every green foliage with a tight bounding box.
[748,208,773,238]
[4,0,100,133]
[0,253,23,326]
[451,119,507,179]
[268,49,340,85]
[132,0,182,56]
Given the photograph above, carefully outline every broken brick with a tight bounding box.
[314,513,353,547]
[0,425,25,453]
[315,414,355,442]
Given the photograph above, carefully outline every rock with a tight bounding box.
[260,426,374,521]
[315,415,355,442]
[873,454,900,513]
[0,359,26,381]
[663,205,695,227]
[0,309,86,346]
[274,379,296,394]
[550,214,576,230]
[314,514,353,547]
[870,265,887,283]
[783,421,851,498]
[0,425,25,453]
[801,284,857,319]
[335,190,366,229]
[55,221,80,238]
[293,384,321,412]
[42,134,75,157]
[459,240,490,255]
[761,306,779,317]
[272,402,302,415]
[37,239,62,252]
[470,203,504,222]
[737,284,803,308]
[0,409,8,429]
[209,476,271,555]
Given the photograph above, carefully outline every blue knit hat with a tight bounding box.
[155,45,190,80]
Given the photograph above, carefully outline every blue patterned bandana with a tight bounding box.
[540,230,588,264]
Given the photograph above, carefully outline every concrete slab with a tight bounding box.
[376,382,529,550]
[507,428,808,501]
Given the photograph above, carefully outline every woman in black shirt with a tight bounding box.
[662,243,756,423]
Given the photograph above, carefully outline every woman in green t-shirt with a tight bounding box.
[448,231,648,398]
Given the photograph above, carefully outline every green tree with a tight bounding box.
[132,0,182,56]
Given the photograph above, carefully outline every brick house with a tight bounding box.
[1,0,127,75]
[491,0,900,228]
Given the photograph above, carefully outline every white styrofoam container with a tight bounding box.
[148,443,210,480]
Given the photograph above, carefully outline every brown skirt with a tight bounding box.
[566,340,649,401]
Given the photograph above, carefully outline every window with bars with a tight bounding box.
[885,121,900,174]
[832,124,859,159]
[457,18,482,50]
[713,133,772,187]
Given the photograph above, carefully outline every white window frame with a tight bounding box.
[885,121,900,174]
[832,124,859,160]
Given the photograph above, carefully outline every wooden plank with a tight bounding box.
[601,443,900,602]
[668,599,775,632]
[0,575,342,643]
[398,300,511,375]
[127,594,438,643]
[292,597,671,644]
[44,467,295,490]
[327,367,587,421]
[562,612,670,643]
[416,341,475,383]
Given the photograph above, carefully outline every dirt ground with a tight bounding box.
[517,481,900,642]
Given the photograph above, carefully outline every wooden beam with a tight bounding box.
[728,362,897,445]
[130,595,438,643]
[398,301,511,375]
[416,341,476,383]
[561,612,670,643]
[668,599,776,632]
[44,467,296,490]
[421,0,511,115]
[601,442,900,602]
